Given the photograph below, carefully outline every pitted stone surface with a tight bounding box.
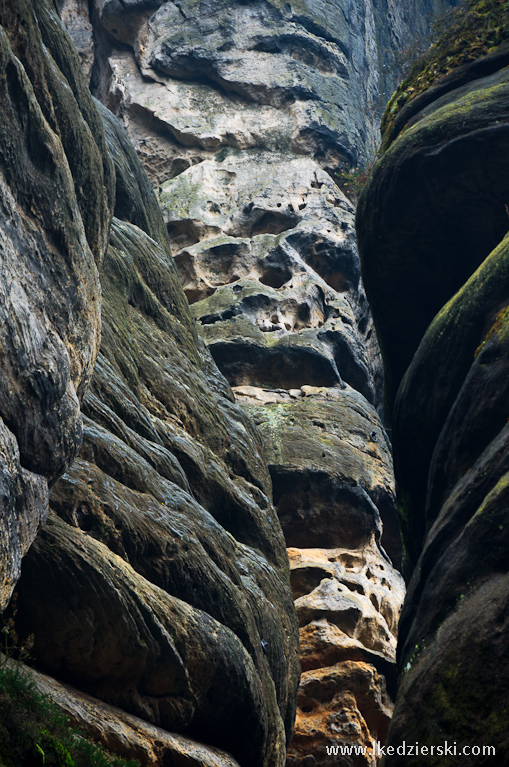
[82,2,411,764]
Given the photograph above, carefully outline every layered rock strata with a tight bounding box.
[2,654,242,767]
[0,0,114,611]
[3,4,300,767]
[242,388,404,766]
[357,3,509,761]
[79,1,414,763]
[0,0,460,765]
[13,150,299,767]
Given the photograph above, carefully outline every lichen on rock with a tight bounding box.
[13,211,300,767]
[1,0,464,762]
[77,0,415,763]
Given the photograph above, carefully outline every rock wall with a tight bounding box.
[0,0,461,765]
[76,1,418,764]
[0,0,114,612]
[357,2,509,762]
[3,4,300,767]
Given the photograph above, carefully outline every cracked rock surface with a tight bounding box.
[14,190,299,767]
[80,0,416,763]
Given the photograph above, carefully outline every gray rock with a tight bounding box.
[1,0,454,762]
[0,0,114,609]
[14,218,300,767]
[58,0,95,82]
[357,11,509,760]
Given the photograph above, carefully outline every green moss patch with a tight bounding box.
[474,304,509,357]
[0,662,139,767]
[382,0,509,148]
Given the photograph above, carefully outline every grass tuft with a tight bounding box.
[0,660,139,767]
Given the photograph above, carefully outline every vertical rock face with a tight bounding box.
[357,3,509,761]
[58,0,95,83]
[0,0,114,611]
[0,4,302,767]
[77,0,430,764]
[0,0,461,765]
[12,77,301,767]
[96,0,383,172]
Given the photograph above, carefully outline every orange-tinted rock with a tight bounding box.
[286,547,403,766]
[287,662,393,767]
[290,547,403,660]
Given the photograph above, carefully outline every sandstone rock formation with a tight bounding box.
[0,0,114,611]
[2,654,243,767]
[357,2,509,761]
[241,386,404,764]
[0,0,461,765]
[2,4,299,767]
[78,1,414,763]
[13,159,299,767]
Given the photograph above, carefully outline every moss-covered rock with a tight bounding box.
[392,229,509,562]
[387,465,509,764]
[0,0,113,609]
[357,62,509,409]
[381,0,509,151]
[14,218,299,767]
[357,3,509,758]
[244,389,399,557]
[15,659,245,767]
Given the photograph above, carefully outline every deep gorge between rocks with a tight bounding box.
[1,1,509,765]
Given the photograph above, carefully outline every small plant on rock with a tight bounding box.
[0,617,139,767]
[333,162,374,204]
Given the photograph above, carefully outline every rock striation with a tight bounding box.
[357,2,509,761]
[0,0,458,765]
[2,4,299,767]
[13,114,299,767]
[77,0,417,763]
[2,653,243,767]
[0,0,114,611]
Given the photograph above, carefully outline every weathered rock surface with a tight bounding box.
[75,1,415,764]
[0,0,114,610]
[0,0,460,763]
[13,211,300,767]
[58,0,95,83]
[1,7,300,766]
[287,545,404,767]
[175,157,380,404]
[3,655,243,767]
[96,1,380,173]
[92,0,452,175]
[357,4,509,761]
[241,386,400,558]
